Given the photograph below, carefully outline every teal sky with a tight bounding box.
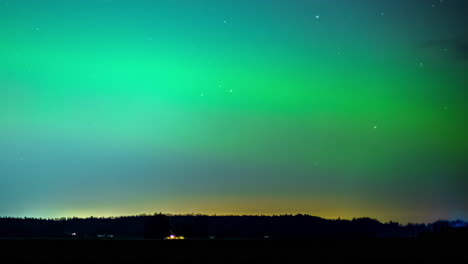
[1,0,467,223]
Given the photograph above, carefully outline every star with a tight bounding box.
[315,15,320,20]
[337,48,342,55]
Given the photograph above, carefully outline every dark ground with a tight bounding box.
[1,238,466,263]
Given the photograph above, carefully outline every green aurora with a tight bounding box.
[1,0,467,223]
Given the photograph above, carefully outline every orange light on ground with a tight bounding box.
[164,235,185,240]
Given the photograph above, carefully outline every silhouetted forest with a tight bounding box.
[1,214,466,240]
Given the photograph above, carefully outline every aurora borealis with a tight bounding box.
[0,0,467,223]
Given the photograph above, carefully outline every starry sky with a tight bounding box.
[0,0,467,223]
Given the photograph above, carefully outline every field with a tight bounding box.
[1,238,466,263]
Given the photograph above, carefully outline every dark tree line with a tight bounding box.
[0,214,465,239]
[0,213,170,239]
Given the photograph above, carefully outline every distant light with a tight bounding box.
[165,234,185,240]
[72,233,77,236]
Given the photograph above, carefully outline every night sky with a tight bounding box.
[1,0,467,223]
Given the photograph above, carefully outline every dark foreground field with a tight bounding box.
[1,238,466,263]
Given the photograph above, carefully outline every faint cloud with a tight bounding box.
[420,35,468,61]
